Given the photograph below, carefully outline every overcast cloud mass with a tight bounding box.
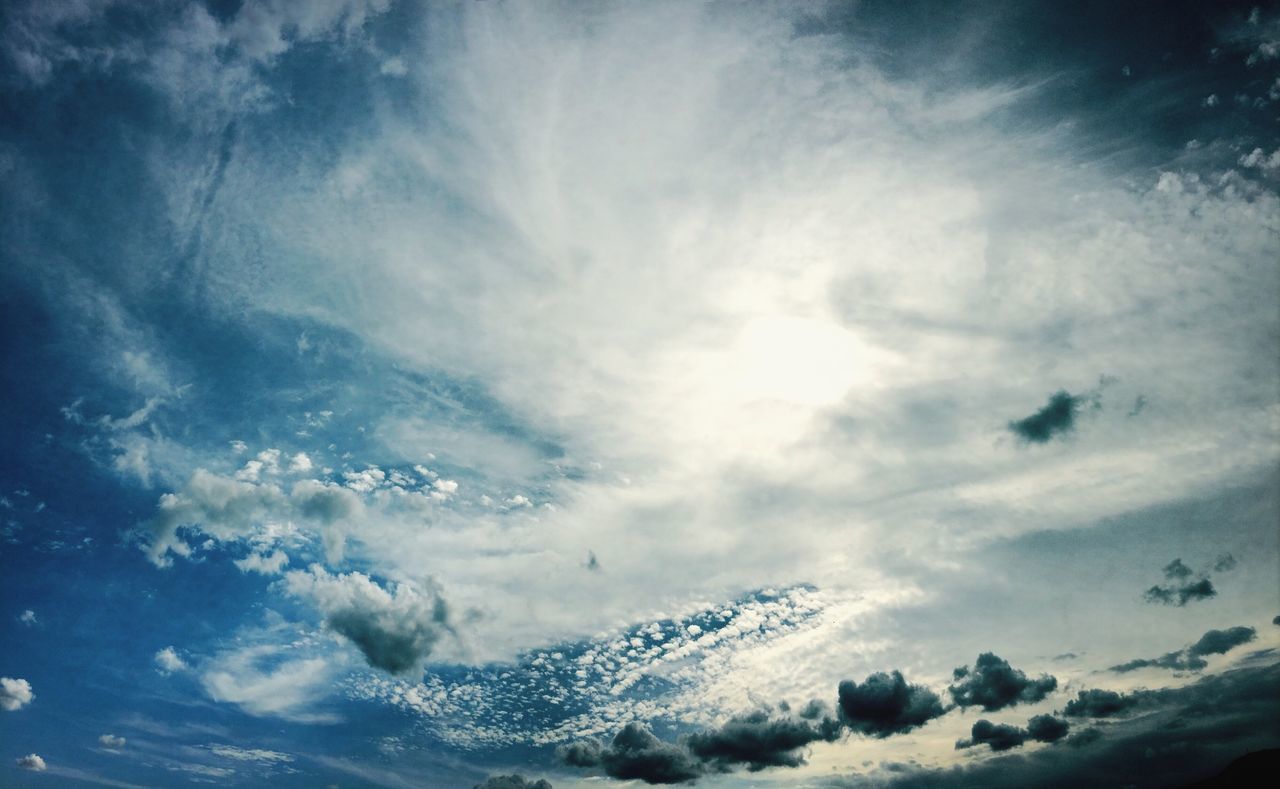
[2,1,1278,786]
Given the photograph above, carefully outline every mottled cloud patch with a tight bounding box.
[948,653,1057,711]
[284,565,451,676]
[838,671,947,737]
[98,733,126,749]
[1113,626,1257,673]
[1007,390,1087,443]
[0,676,34,710]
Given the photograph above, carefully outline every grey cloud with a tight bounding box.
[1063,689,1140,718]
[955,720,1027,752]
[1163,558,1194,579]
[557,723,703,784]
[838,671,948,737]
[1144,577,1216,606]
[685,709,841,771]
[1108,624,1257,674]
[1213,553,1237,572]
[1007,390,1085,443]
[948,653,1057,711]
[1273,615,1280,626]
[284,565,451,676]
[474,775,552,789]
[1026,714,1070,743]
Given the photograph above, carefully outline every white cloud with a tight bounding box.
[16,753,46,771]
[288,452,313,473]
[1240,147,1280,172]
[0,676,34,711]
[200,644,339,724]
[234,549,290,575]
[206,745,293,763]
[18,609,36,625]
[98,733,126,749]
[154,646,188,675]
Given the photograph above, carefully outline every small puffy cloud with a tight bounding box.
[1063,689,1139,718]
[1162,558,1193,579]
[16,753,46,771]
[557,722,702,784]
[956,719,1027,752]
[1142,557,1229,607]
[234,549,289,575]
[1007,390,1085,444]
[684,709,841,771]
[288,452,313,473]
[284,565,451,676]
[837,670,947,737]
[1026,714,1070,743]
[948,653,1057,711]
[1,677,35,711]
[18,609,36,625]
[98,734,126,749]
[154,646,189,674]
[380,57,409,77]
[474,776,552,789]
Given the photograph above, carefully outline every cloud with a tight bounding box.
[837,671,948,737]
[234,549,289,575]
[154,646,188,675]
[199,643,339,724]
[16,753,46,771]
[1026,714,1070,743]
[955,720,1028,752]
[474,776,553,789]
[0,676,34,711]
[1063,688,1140,718]
[98,734,126,749]
[557,722,703,784]
[1142,556,1235,606]
[684,708,842,771]
[206,745,293,763]
[18,608,36,625]
[1007,391,1085,443]
[948,653,1057,711]
[284,565,451,675]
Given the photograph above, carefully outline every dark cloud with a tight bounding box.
[1026,714,1070,744]
[1144,577,1216,606]
[948,653,1057,711]
[955,720,1027,752]
[585,550,600,571]
[1109,625,1256,674]
[474,776,552,789]
[686,709,841,771]
[1212,553,1237,573]
[1163,558,1194,580]
[1063,688,1140,718]
[1273,615,1280,626]
[838,671,948,737]
[831,664,1280,789]
[557,723,702,784]
[1007,390,1084,443]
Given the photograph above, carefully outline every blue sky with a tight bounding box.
[1,1,1279,787]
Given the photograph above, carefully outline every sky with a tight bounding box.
[1,1,1279,787]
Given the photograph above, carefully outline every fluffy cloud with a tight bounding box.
[200,643,338,724]
[684,709,841,771]
[154,646,188,674]
[15,753,46,771]
[0,676,34,711]
[948,653,1057,711]
[956,714,1070,752]
[18,609,36,625]
[1111,626,1256,673]
[1026,714,1070,744]
[1142,556,1238,607]
[98,733,126,749]
[1063,688,1140,718]
[837,671,947,737]
[558,722,703,784]
[284,565,451,676]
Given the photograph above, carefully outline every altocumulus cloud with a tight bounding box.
[0,676,34,710]
[284,564,452,676]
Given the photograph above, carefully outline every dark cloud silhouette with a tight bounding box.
[1109,625,1256,674]
[1273,615,1280,626]
[685,709,841,771]
[557,723,702,784]
[474,776,552,789]
[1026,714,1070,743]
[1063,688,1140,718]
[956,720,1027,752]
[1144,577,1216,606]
[1213,553,1237,573]
[1163,558,1194,579]
[831,664,1280,789]
[585,550,600,571]
[1008,390,1084,443]
[948,653,1057,711]
[838,671,947,737]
